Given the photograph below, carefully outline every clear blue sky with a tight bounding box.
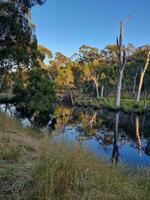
[32,0,150,56]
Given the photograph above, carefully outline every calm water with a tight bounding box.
[1,104,150,167]
[51,105,150,167]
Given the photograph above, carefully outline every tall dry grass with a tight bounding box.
[30,141,150,200]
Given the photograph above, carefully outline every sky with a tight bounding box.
[32,0,150,56]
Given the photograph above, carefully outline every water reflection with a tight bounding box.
[145,140,150,156]
[111,112,120,165]
[1,103,150,166]
[52,105,150,167]
[0,103,54,128]
[135,116,142,156]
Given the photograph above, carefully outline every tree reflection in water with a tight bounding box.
[135,116,142,156]
[111,114,142,164]
[2,103,150,166]
[111,112,120,165]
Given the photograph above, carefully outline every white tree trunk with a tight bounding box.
[136,51,150,102]
[115,21,126,109]
[100,85,104,98]
[136,72,145,102]
[96,84,99,99]
[70,90,74,106]
[93,78,100,99]
[115,70,123,109]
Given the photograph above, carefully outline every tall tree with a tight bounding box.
[115,21,126,109]
[78,45,106,98]
[136,51,150,102]
[0,0,42,89]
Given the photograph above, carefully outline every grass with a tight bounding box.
[0,112,150,200]
[0,113,43,200]
[74,95,150,114]
[30,142,150,200]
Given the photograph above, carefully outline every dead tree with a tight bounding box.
[115,21,126,109]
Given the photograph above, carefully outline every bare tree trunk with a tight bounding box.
[96,83,99,99]
[136,51,150,102]
[115,21,126,109]
[70,90,74,106]
[90,72,100,99]
[100,84,104,99]
[93,79,100,99]
[116,70,123,109]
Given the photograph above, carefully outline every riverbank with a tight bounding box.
[74,96,150,114]
[0,113,150,200]
[1,92,150,114]
[0,94,17,104]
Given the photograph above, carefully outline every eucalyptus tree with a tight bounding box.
[37,45,53,73]
[136,50,150,102]
[125,46,150,100]
[78,45,108,99]
[50,52,74,94]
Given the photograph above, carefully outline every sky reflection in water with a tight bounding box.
[52,105,150,167]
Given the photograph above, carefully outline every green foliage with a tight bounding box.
[38,45,53,66]
[13,69,56,126]
[19,0,46,8]
[79,45,100,62]
[0,1,46,91]
[0,1,38,65]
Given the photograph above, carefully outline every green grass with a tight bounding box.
[74,96,150,114]
[0,112,150,200]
